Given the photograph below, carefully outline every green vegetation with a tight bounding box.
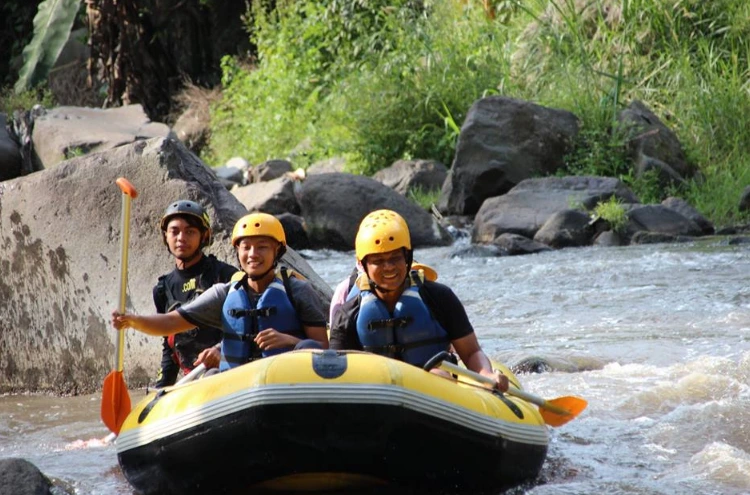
[408,186,442,211]
[591,196,628,233]
[1,86,55,115]
[207,0,750,226]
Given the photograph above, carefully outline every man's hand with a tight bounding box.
[481,369,509,392]
[195,345,221,369]
[254,328,296,351]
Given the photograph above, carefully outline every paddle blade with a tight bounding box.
[101,371,131,434]
[539,396,588,427]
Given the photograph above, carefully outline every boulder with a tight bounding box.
[439,96,579,215]
[473,176,638,243]
[662,197,714,235]
[626,204,704,237]
[277,213,310,250]
[0,113,22,181]
[0,137,331,393]
[251,159,293,183]
[297,173,453,250]
[739,186,750,212]
[533,209,594,248]
[0,458,54,495]
[231,176,300,216]
[491,233,552,256]
[31,105,172,169]
[618,100,698,185]
[307,157,347,175]
[373,159,447,195]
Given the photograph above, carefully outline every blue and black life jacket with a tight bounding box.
[354,272,450,367]
[220,267,305,371]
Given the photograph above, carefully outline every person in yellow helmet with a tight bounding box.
[330,209,507,391]
[112,212,328,372]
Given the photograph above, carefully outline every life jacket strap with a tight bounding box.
[227,306,277,318]
[367,316,413,331]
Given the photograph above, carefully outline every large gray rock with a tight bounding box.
[0,114,22,182]
[662,196,714,235]
[373,159,447,195]
[297,173,453,250]
[625,204,704,237]
[0,137,331,393]
[31,105,172,169]
[439,96,579,215]
[473,176,639,243]
[0,458,55,495]
[618,100,697,185]
[231,176,300,215]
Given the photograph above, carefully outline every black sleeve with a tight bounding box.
[329,296,363,351]
[153,278,168,314]
[422,281,474,341]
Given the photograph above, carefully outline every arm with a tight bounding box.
[329,296,363,350]
[254,324,329,351]
[426,281,509,392]
[111,310,195,337]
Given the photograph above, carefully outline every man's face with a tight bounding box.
[236,236,280,278]
[364,248,407,292]
[165,217,203,261]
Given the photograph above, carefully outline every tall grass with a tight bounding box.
[208,0,750,226]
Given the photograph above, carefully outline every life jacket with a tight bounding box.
[220,267,305,371]
[157,255,227,373]
[355,272,450,367]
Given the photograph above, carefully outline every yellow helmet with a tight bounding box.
[355,209,412,261]
[232,213,287,247]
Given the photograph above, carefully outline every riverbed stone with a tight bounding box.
[0,137,331,393]
[0,113,22,181]
[618,100,697,185]
[473,176,639,243]
[438,96,579,215]
[30,105,172,169]
[297,172,452,250]
[0,458,53,495]
[373,159,447,196]
[231,176,300,215]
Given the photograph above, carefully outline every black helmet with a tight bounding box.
[160,200,212,247]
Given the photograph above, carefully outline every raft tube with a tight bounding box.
[116,350,548,494]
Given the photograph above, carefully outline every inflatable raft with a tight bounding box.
[116,350,549,494]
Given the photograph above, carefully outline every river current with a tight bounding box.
[1,240,748,494]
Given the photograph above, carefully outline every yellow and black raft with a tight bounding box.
[116,350,556,494]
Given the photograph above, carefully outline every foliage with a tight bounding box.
[408,186,442,212]
[208,0,750,226]
[591,196,628,233]
[0,85,55,115]
[0,1,43,87]
[14,0,81,93]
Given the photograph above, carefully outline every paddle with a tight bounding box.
[101,177,138,435]
[426,353,587,427]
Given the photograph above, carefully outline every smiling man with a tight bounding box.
[330,209,508,391]
[152,200,238,386]
[113,212,328,372]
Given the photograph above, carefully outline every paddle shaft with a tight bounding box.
[115,190,133,373]
[437,360,571,416]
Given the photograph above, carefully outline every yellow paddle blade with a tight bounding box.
[539,396,588,427]
[101,370,131,434]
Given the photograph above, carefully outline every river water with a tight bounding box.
[1,240,748,494]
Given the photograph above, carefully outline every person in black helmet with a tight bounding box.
[153,200,239,387]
